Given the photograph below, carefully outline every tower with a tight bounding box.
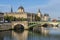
[11,6,13,12]
[17,6,24,13]
[37,9,42,18]
[43,13,50,21]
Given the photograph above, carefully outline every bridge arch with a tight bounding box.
[42,23,48,27]
[12,21,28,30]
[14,24,24,30]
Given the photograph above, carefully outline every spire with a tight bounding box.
[37,9,42,17]
[11,6,13,12]
[38,9,41,13]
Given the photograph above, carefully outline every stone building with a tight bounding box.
[41,14,50,21]
[37,9,42,18]
[4,6,37,22]
[17,6,24,13]
[0,13,4,23]
[0,6,50,22]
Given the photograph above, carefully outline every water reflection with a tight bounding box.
[0,30,60,40]
[12,30,28,40]
[27,31,60,40]
[0,31,12,40]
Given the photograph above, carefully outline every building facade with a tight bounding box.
[0,6,50,22]
[0,13,4,23]
[4,6,37,22]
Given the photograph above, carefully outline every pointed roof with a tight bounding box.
[38,9,41,13]
[11,7,13,12]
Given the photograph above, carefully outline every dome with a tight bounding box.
[44,14,49,16]
[18,6,24,9]
[17,6,24,12]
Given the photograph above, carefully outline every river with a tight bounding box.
[0,30,60,40]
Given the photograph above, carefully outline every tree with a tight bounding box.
[4,16,14,22]
[35,15,41,21]
[4,16,27,21]
[16,17,21,21]
[14,17,17,21]
[9,16,14,21]
[19,17,27,21]
[4,16,9,21]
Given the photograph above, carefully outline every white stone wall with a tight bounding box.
[4,13,27,18]
[0,23,12,30]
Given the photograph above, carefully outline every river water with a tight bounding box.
[0,30,60,40]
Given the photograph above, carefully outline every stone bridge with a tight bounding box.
[11,21,28,30]
[28,21,60,28]
[29,21,60,25]
[1,21,60,30]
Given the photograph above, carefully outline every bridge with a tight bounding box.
[28,21,60,28]
[0,21,60,30]
[11,21,28,30]
[11,21,60,30]
[29,21,60,25]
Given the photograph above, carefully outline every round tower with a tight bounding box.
[37,9,42,18]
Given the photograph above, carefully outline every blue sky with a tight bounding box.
[0,0,60,19]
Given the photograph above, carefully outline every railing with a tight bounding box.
[29,21,60,24]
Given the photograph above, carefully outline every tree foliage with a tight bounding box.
[35,15,41,21]
[4,16,27,22]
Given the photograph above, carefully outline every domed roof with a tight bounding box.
[18,6,24,9]
[44,14,49,16]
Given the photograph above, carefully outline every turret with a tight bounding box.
[37,9,42,18]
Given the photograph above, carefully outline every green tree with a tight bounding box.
[4,16,14,22]
[14,17,17,21]
[9,16,14,21]
[16,17,21,21]
[35,15,41,21]
[4,16,9,21]
[20,17,27,21]
[4,16,27,21]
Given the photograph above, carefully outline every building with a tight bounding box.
[0,13,4,23]
[4,6,37,22]
[41,14,50,21]
[0,6,50,22]
[37,9,42,18]
[17,6,24,13]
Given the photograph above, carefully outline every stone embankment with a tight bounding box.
[0,23,12,31]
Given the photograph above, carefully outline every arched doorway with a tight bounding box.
[14,24,24,30]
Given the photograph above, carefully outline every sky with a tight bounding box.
[0,0,60,19]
